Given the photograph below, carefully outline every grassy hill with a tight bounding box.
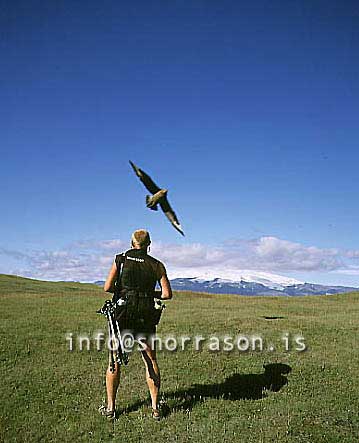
[0,274,358,442]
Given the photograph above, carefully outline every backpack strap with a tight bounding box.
[115,253,125,272]
[113,253,126,301]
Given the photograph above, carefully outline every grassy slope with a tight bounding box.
[0,274,358,443]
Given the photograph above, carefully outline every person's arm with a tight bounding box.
[155,262,172,300]
[104,261,118,293]
[159,273,173,300]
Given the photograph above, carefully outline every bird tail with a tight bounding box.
[146,195,158,211]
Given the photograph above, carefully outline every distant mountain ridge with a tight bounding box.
[169,277,357,296]
[93,271,357,296]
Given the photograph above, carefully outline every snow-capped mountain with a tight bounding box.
[94,269,357,296]
[169,276,356,296]
[169,269,302,291]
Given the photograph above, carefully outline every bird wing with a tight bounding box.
[160,197,185,236]
[129,161,161,194]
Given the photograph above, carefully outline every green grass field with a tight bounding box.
[0,274,358,442]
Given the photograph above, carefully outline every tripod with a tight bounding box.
[97,300,129,372]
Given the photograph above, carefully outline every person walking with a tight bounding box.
[99,229,172,420]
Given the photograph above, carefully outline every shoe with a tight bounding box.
[98,404,116,420]
[152,408,161,421]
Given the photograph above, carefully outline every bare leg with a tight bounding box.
[106,360,120,411]
[141,342,160,410]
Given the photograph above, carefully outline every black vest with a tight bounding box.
[115,249,159,295]
[114,249,161,325]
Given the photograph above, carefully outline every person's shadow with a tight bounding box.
[123,363,292,416]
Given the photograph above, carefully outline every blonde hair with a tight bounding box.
[131,229,151,249]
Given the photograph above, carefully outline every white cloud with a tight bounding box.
[331,267,359,276]
[1,236,359,282]
[344,250,359,259]
[153,236,345,274]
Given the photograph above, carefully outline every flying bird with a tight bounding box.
[129,160,185,236]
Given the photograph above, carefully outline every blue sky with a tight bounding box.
[1,0,359,285]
